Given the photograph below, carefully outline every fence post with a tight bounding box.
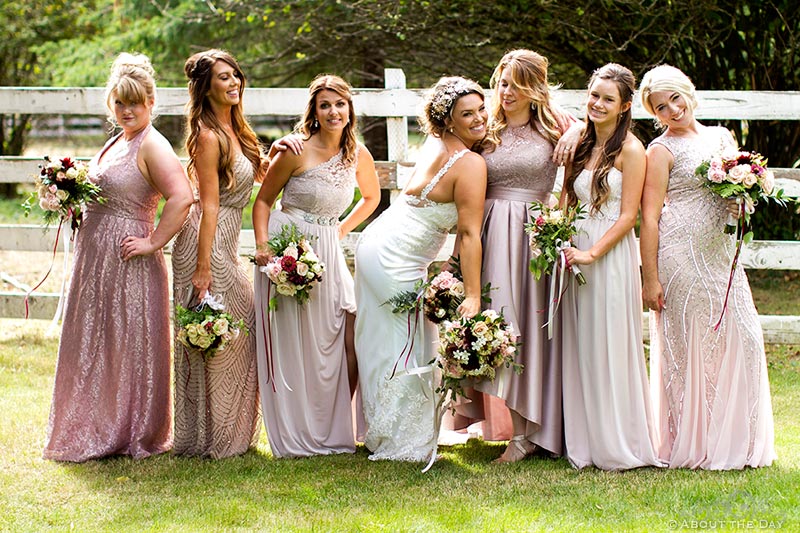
[385,68,409,201]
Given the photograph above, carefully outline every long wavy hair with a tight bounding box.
[103,52,157,127]
[295,74,358,166]
[184,49,262,189]
[484,49,561,152]
[564,63,635,212]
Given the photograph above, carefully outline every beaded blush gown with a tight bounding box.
[561,168,662,470]
[172,153,259,459]
[254,149,357,458]
[472,124,562,455]
[355,150,466,462]
[648,126,775,469]
[44,125,173,462]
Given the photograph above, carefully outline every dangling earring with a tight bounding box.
[313,118,319,128]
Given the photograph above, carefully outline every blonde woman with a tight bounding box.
[44,53,193,462]
[639,65,775,469]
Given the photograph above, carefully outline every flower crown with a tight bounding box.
[429,79,478,122]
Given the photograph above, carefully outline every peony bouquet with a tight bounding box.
[695,149,786,234]
[525,201,587,285]
[22,155,105,231]
[260,223,325,310]
[384,256,491,322]
[437,308,521,399]
[176,293,247,358]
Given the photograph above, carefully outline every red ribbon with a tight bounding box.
[24,217,65,319]
[390,302,421,379]
[714,202,746,331]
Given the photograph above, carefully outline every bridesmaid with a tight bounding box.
[473,49,569,462]
[252,75,380,458]
[172,49,263,458]
[639,65,775,469]
[44,53,193,461]
[560,63,661,470]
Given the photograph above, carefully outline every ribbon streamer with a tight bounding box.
[257,268,293,393]
[24,217,66,320]
[714,202,746,331]
[543,239,572,339]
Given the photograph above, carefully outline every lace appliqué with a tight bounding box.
[405,149,468,208]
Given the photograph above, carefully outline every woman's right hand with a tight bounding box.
[643,280,665,311]
[457,296,481,319]
[191,267,212,304]
[254,248,273,267]
[552,122,586,166]
[269,134,305,157]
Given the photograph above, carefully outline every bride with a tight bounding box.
[355,76,488,461]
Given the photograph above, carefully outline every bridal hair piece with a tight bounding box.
[429,77,481,121]
[421,76,483,137]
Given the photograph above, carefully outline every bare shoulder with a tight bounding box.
[141,127,177,158]
[622,132,645,154]
[356,141,375,163]
[455,151,487,173]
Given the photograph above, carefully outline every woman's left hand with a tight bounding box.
[553,122,585,166]
[563,246,594,266]
[457,296,481,319]
[120,235,157,261]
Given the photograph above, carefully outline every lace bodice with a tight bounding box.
[281,149,357,218]
[574,167,623,221]
[483,124,557,194]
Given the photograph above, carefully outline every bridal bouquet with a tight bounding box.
[260,223,325,310]
[22,155,105,230]
[525,201,587,285]
[176,293,247,358]
[437,308,521,399]
[696,149,786,234]
[421,308,521,473]
[384,256,490,322]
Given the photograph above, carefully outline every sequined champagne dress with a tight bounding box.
[648,126,775,469]
[44,125,173,461]
[561,168,662,470]
[172,152,259,459]
[355,150,465,462]
[254,150,357,458]
[473,124,562,454]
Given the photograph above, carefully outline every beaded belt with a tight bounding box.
[282,206,339,226]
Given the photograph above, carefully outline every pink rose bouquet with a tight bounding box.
[696,149,787,234]
[260,223,325,310]
[22,155,105,231]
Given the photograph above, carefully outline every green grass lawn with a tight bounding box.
[1,319,798,532]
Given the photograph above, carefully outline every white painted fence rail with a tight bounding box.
[1,73,799,343]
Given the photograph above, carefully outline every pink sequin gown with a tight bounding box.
[44,125,173,462]
[648,126,775,469]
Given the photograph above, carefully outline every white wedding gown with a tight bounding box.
[354,150,465,461]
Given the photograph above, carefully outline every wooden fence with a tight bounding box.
[1,69,799,342]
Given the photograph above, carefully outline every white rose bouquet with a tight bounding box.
[260,223,325,310]
[175,293,247,359]
[22,155,105,231]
